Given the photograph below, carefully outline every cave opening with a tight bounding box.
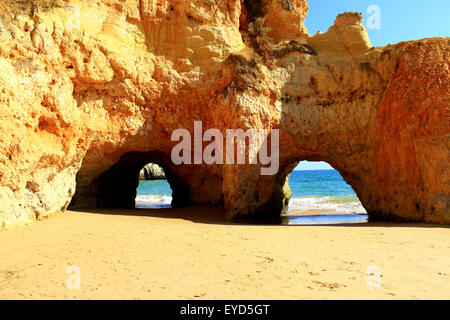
[94,151,190,210]
[72,154,367,225]
[135,163,172,209]
[283,161,368,225]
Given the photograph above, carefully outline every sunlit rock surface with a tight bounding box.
[0,0,448,228]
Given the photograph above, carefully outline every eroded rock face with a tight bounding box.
[139,163,166,180]
[0,0,448,228]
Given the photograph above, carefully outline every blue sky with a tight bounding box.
[296,1,449,171]
[296,161,334,171]
[305,0,450,46]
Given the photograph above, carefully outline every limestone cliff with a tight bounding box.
[139,163,166,180]
[0,0,448,229]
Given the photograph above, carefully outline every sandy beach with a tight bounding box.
[0,207,449,300]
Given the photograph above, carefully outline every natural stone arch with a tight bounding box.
[219,154,369,223]
[71,151,190,209]
[0,1,448,229]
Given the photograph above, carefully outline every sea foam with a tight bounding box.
[135,194,366,214]
[288,196,366,214]
[135,195,172,208]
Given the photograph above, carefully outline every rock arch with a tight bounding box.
[0,1,448,229]
[71,151,190,209]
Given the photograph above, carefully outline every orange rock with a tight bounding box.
[0,0,448,228]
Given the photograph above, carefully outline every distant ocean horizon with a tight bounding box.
[136,169,367,215]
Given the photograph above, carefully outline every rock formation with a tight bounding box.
[139,163,166,180]
[0,0,448,229]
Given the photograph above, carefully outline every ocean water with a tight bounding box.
[136,180,172,209]
[136,170,368,219]
[287,170,367,215]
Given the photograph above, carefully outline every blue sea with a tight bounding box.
[136,170,368,224]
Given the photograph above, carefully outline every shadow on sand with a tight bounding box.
[71,206,449,229]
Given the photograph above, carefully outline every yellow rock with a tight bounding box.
[0,1,448,228]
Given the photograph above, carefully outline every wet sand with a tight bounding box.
[0,207,449,300]
[285,209,357,216]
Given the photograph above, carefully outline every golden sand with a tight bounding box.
[0,207,449,300]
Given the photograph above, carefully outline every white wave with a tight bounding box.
[288,196,367,214]
[135,194,366,214]
[135,195,172,208]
